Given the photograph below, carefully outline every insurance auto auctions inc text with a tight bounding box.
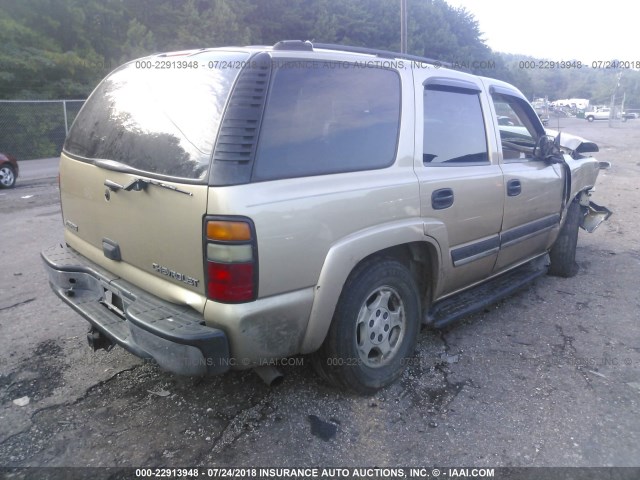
[247,467,495,478]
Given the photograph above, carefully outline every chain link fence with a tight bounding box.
[0,100,85,160]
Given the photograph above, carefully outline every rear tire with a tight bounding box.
[311,259,421,394]
[549,200,582,277]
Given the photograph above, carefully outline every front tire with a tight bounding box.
[549,200,582,277]
[587,115,595,122]
[312,259,421,394]
[0,164,16,188]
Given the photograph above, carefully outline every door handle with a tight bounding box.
[431,188,454,210]
[507,179,521,197]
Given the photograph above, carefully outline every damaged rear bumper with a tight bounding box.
[41,244,230,376]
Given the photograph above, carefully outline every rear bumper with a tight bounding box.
[41,244,230,376]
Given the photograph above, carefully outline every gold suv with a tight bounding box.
[42,41,611,393]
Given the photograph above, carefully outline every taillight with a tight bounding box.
[204,218,257,303]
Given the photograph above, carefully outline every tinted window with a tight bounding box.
[423,87,488,165]
[64,52,248,180]
[253,62,400,181]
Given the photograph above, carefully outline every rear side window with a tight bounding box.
[253,62,401,181]
[64,51,248,180]
[423,87,488,165]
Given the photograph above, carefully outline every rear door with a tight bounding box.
[414,72,504,298]
[60,51,247,308]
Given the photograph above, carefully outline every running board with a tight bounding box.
[426,256,549,329]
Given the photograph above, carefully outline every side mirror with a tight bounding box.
[534,133,564,163]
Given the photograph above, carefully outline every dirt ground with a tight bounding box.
[1,117,639,473]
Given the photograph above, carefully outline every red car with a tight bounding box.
[0,152,19,188]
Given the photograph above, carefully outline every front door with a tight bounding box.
[487,86,564,272]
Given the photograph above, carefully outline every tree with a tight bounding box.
[1,0,502,98]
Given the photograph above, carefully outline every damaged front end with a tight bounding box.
[545,129,613,233]
[580,198,613,233]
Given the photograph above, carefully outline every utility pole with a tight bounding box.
[609,72,622,128]
[400,0,407,53]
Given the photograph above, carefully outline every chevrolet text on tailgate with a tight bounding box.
[42,41,612,393]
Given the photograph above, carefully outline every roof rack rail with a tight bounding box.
[311,42,451,68]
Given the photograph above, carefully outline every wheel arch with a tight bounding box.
[300,219,442,354]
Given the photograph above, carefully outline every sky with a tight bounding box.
[444,0,637,63]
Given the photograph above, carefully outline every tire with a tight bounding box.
[311,258,421,394]
[549,200,582,277]
[0,164,16,188]
[586,115,594,122]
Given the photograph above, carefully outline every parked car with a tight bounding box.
[42,41,612,393]
[0,152,19,188]
[585,107,621,121]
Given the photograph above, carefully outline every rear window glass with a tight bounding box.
[64,51,248,180]
[253,62,401,181]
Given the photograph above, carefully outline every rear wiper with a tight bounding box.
[147,179,193,196]
[104,178,193,196]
